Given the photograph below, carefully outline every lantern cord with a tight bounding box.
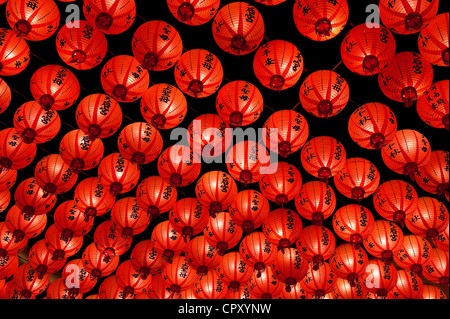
[290,100,301,111]
[30,52,48,65]
[332,60,343,71]
[136,14,148,22]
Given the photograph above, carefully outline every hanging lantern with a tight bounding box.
[333,157,380,201]
[393,234,432,276]
[329,243,368,287]
[146,272,183,299]
[212,2,265,56]
[45,225,83,261]
[30,64,80,111]
[110,197,150,238]
[387,269,423,299]
[0,168,16,192]
[98,275,134,299]
[130,240,166,279]
[378,52,434,107]
[381,129,431,181]
[0,28,30,76]
[362,258,398,299]
[373,180,419,226]
[0,78,11,114]
[59,129,104,174]
[229,189,270,233]
[417,80,449,130]
[46,278,83,300]
[332,204,375,249]
[83,0,136,35]
[157,145,201,188]
[0,253,18,281]
[0,128,37,172]
[332,277,367,299]
[98,152,140,196]
[140,83,188,130]
[13,263,49,299]
[53,200,94,242]
[253,40,303,91]
[0,190,10,213]
[101,55,150,103]
[239,231,278,278]
[278,281,307,299]
[94,220,133,262]
[418,13,449,66]
[248,265,282,299]
[75,93,123,140]
[5,205,47,243]
[217,251,253,292]
[422,285,447,299]
[14,177,57,218]
[341,23,396,76]
[151,220,187,264]
[300,136,346,181]
[406,197,449,239]
[254,0,286,4]
[434,223,449,251]
[185,235,222,276]
[0,221,28,262]
[6,0,60,41]
[363,220,404,263]
[167,0,220,26]
[55,20,108,70]
[296,225,336,271]
[28,240,66,280]
[422,248,449,285]
[203,211,243,256]
[379,0,439,35]
[416,150,449,199]
[262,208,303,250]
[13,101,61,144]
[136,176,177,219]
[116,260,152,298]
[272,247,308,293]
[299,70,350,118]
[300,262,337,299]
[81,243,120,280]
[348,102,397,150]
[193,270,228,299]
[163,256,198,296]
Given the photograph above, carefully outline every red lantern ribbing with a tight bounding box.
[0,28,30,76]
[136,176,177,219]
[98,152,140,196]
[94,220,133,263]
[167,0,220,26]
[329,243,369,287]
[272,248,309,293]
[229,189,270,233]
[387,270,423,299]
[83,0,136,35]
[417,80,449,130]
[239,232,277,278]
[130,240,166,279]
[185,235,222,276]
[0,128,37,172]
[151,220,187,264]
[204,211,243,256]
[362,258,398,299]
[14,177,57,218]
[300,262,337,299]
[393,235,432,276]
[110,197,150,238]
[295,181,336,226]
[296,225,336,271]
[262,208,303,251]
[53,200,94,242]
[13,263,49,299]
[168,198,210,242]
[416,150,449,199]
[81,243,120,280]
[0,79,11,114]
[405,197,449,239]
[363,220,404,263]
[5,205,47,243]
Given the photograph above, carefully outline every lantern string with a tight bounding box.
[290,100,301,111]
[331,60,343,71]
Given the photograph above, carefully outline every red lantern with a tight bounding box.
[406,197,449,239]
[0,128,37,172]
[248,265,282,299]
[28,240,67,280]
[6,0,60,41]
[217,251,253,292]
[0,190,10,213]
[98,275,134,299]
[30,64,80,111]
[332,277,367,299]
[94,220,133,262]
[83,0,136,35]
[204,211,243,256]
[300,262,337,299]
[299,70,350,118]
[0,78,11,114]
[333,157,380,201]
[422,248,449,285]
[163,256,198,296]
[130,240,166,279]
[81,243,120,280]
[0,254,19,281]
[379,0,439,35]
[136,176,177,219]
[362,258,398,299]
[186,235,222,276]
[332,204,375,249]
[387,269,423,299]
[53,200,94,242]
[254,0,286,4]
[381,129,431,181]
[169,197,210,242]
[378,52,434,107]
[14,177,57,218]
[116,260,152,298]
[0,28,30,76]
[146,272,183,299]
[262,208,303,250]
[363,220,405,263]
[300,136,346,181]
[0,222,28,262]
[293,0,349,41]
[239,231,277,278]
[416,150,449,199]
[296,225,336,270]
[101,55,150,103]
[340,23,396,75]
[422,284,447,299]
[46,278,83,300]
[98,152,140,196]
[329,243,368,287]
[151,220,187,264]
[0,168,16,192]
[13,263,49,299]
[110,197,150,238]
[59,129,104,173]
[212,2,264,56]
[55,20,108,70]
[393,235,432,276]
[140,83,188,130]
[157,145,201,188]
[193,270,228,299]
[5,205,47,243]
[253,40,303,91]
[272,247,308,293]
[75,93,123,140]
[417,80,449,130]
[229,189,270,233]
[167,0,220,26]
[348,102,398,150]
[45,224,83,261]
[278,281,307,299]
[418,13,449,66]
[434,223,449,251]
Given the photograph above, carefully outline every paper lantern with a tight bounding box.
[362,258,398,299]
[53,200,94,242]
[416,150,449,199]
[248,265,282,299]
[405,197,449,239]
[300,262,337,299]
[204,211,243,256]
[272,248,308,293]
[94,220,133,262]
[110,197,150,238]
[387,269,423,299]
[329,243,369,287]
[81,243,120,280]
[83,0,136,35]
[163,256,197,296]
[254,0,286,6]
[61,258,99,298]
[239,232,277,278]
[332,277,367,299]
[417,80,449,130]
[116,260,152,298]
[98,275,134,299]
[0,254,19,281]
[167,0,220,26]
[418,13,449,66]
[0,78,11,114]
[98,152,140,196]
[5,205,47,243]
[136,176,177,219]
[217,251,253,292]
[433,223,449,252]
[14,177,57,218]
[393,235,432,276]
[0,190,10,214]
[422,284,447,299]
[45,224,83,261]
[146,272,183,299]
[0,168,16,192]
[422,248,449,285]
[0,221,28,261]
[185,235,222,276]
[0,128,37,172]
[229,189,270,233]
[130,240,166,279]
[193,270,227,299]
[47,278,83,300]
[0,28,30,76]
[13,263,49,299]
[262,208,303,250]
[151,220,187,264]
[363,220,404,263]
[28,240,67,280]
[296,225,336,270]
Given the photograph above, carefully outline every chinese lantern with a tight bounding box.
[239,231,277,278]
[248,265,282,299]
[362,258,398,299]
[81,243,120,280]
[253,40,303,91]
[110,197,150,238]
[132,20,182,71]
[169,197,210,242]
[130,240,166,279]
[146,272,183,299]
[259,161,302,206]
[174,49,223,98]
[30,64,80,111]
[94,220,133,262]
[98,152,140,196]
[333,157,380,201]
[0,78,11,114]
[0,254,19,281]
[332,277,367,299]
[381,129,431,181]
[340,23,396,76]
[73,177,116,221]
[422,248,449,285]
[186,235,222,276]
[13,263,49,299]
[101,55,150,103]
[14,177,57,218]
[157,145,201,188]
[262,208,303,250]
[417,80,449,130]
[373,180,419,226]
[167,0,220,26]
[116,260,152,298]
[332,204,375,249]
[98,275,134,299]
[83,0,136,35]
[406,197,449,239]
[378,52,434,107]
[272,248,308,293]
[363,220,404,263]
[278,281,307,299]
[151,220,187,264]
[217,251,253,292]
[329,243,368,287]
[55,20,108,70]
[140,83,188,130]
[388,269,423,299]
[212,2,264,56]
[0,28,30,76]
[6,0,60,41]
[416,150,449,199]
[45,224,83,261]
[0,221,28,261]
[28,240,67,280]
[300,136,346,181]
[254,0,286,4]
[53,200,94,243]
[136,176,177,219]
[422,284,448,299]
[163,256,198,296]
[204,211,243,256]
[348,102,398,150]
[229,189,270,233]
[379,0,439,35]
[0,190,10,213]
[393,235,432,276]
[0,128,37,172]
[434,223,449,251]
[47,278,83,300]
[296,225,336,271]
[59,129,104,174]
[5,205,47,243]
[0,168,16,192]
[193,270,228,299]
[293,0,348,41]
[75,93,123,140]
[195,171,238,218]
[294,181,336,226]
[299,70,350,118]
[300,262,337,299]
[418,13,449,66]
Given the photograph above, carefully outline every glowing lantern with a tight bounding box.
[0,190,10,213]
[217,252,253,292]
[81,243,120,280]
[296,225,336,270]
[248,265,282,299]
[130,240,166,279]
[422,248,449,285]
[0,128,37,172]
[136,176,177,219]
[422,284,447,299]
[387,270,423,299]
[416,150,449,199]
[47,278,83,300]
[332,277,367,299]
[295,181,336,226]
[272,248,308,293]
[167,0,220,25]
[229,189,270,233]
[0,28,30,76]
[363,220,404,263]
[13,263,49,299]
[433,223,449,251]
[116,260,152,298]
[418,13,449,66]
[239,232,278,278]
[0,168,16,192]
[98,275,134,299]
[110,197,150,238]
[163,256,197,296]
[393,235,432,276]
[300,262,337,299]
[94,220,133,263]
[45,225,83,261]
[168,198,210,242]
[0,222,28,262]
[0,254,19,281]
[193,270,228,299]
[204,211,243,256]
[362,258,398,299]
[98,152,140,196]
[28,240,66,280]
[14,177,57,218]
[185,235,222,276]
[83,0,136,35]
[254,0,286,4]
[405,197,449,239]
[151,220,187,264]
[53,200,94,242]
[0,78,11,114]
[5,205,47,243]
[417,80,449,130]
[262,208,303,250]
[329,243,369,287]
